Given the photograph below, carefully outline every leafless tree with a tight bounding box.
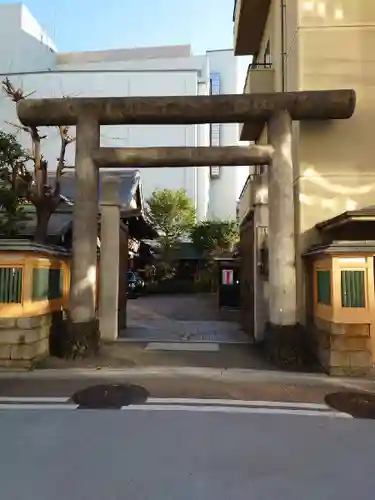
[1,77,75,242]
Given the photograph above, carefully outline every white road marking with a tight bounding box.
[0,397,352,417]
[0,404,78,410]
[121,405,352,418]
[147,398,331,410]
[0,397,70,403]
[0,396,330,410]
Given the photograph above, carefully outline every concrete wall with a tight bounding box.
[293,0,375,321]
[196,81,211,222]
[296,0,375,234]
[0,4,242,222]
[250,0,373,323]
[206,49,248,221]
[0,3,56,73]
[0,64,206,210]
[255,0,299,92]
[56,45,193,66]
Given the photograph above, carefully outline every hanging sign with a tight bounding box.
[222,269,234,285]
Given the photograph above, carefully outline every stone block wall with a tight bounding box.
[0,314,51,368]
[312,318,373,376]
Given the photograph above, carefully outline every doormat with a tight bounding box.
[145,342,220,352]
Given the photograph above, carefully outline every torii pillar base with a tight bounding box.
[263,323,313,368]
[64,318,100,358]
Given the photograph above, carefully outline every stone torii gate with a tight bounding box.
[16,89,355,353]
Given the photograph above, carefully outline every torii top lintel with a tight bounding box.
[16,90,356,127]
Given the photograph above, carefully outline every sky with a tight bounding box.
[0,0,250,88]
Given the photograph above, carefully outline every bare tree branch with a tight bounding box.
[54,125,75,196]
[4,120,29,134]
[2,77,47,201]
[2,77,75,241]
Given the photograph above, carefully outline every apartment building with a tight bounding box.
[234,0,375,375]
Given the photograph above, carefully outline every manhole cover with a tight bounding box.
[71,384,149,409]
[325,391,375,419]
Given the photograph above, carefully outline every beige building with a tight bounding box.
[235,0,375,375]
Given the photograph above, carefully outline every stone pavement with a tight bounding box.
[122,319,249,342]
[121,294,250,343]
[37,342,273,370]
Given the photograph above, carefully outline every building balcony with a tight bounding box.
[233,0,271,56]
[237,167,265,224]
[243,63,275,94]
[240,63,275,141]
[238,175,252,224]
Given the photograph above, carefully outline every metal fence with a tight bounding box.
[0,267,23,303]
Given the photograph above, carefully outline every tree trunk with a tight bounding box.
[34,204,52,244]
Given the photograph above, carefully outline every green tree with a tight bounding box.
[190,220,239,258]
[0,131,30,236]
[190,220,239,292]
[148,188,196,261]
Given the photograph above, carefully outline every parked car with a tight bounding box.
[127,271,144,297]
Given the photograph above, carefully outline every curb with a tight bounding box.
[0,366,373,388]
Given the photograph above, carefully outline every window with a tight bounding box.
[210,73,221,94]
[341,270,365,308]
[209,72,221,179]
[32,268,64,301]
[0,267,23,303]
[316,270,331,305]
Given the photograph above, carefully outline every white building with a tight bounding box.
[0,2,248,221]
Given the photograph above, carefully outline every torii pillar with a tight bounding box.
[266,110,298,358]
[68,116,100,351]
[99,176,122,341]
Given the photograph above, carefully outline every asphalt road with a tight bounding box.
[0,405,374,500]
